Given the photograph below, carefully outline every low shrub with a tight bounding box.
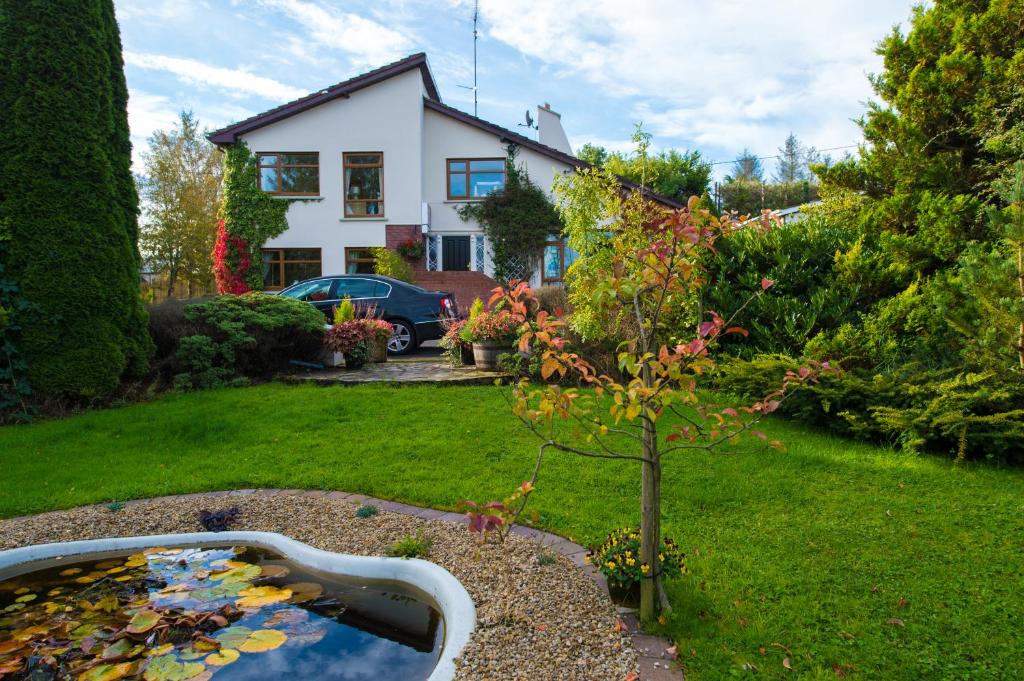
[355,504,379,518]
[147,297,210,364]
[372,247,414,283]
[465,310,521,344]
[535,285,570,316]
[386,529,433,559]
[173,293,324,390]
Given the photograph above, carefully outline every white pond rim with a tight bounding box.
[0,531,476,681]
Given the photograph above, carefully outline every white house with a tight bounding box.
[208,53,679,308]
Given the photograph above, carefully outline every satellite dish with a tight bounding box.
[519,110,536,130]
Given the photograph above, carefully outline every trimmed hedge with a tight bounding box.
[0,0,152,403]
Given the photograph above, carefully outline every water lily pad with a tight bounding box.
[257,565,290,580]
[205,648,240,666]
[78,661,134,681]
[95,560,125,570]
[263,608,308,628]
[126,610,160,634]
[14,594,36,603]
[60,568,83,577]
[211,563,260,583]
[142,655,205,681]
[238,628,287,653]
[235,586,291,608]
[213,626,252,649]
[284,582,322,604]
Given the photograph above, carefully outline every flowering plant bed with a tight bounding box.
[360,319,393,362]
[587,527,686,591]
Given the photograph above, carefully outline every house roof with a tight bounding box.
[207,53,440,145]
[423,99,683,209]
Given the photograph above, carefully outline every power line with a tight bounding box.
[708,143,860,166]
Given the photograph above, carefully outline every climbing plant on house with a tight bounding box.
[458,148,561,283]
[215,142,290,293]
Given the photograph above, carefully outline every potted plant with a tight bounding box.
[466,310,520,371]
[440,318,471,367]
[587,528,686,608]
[360,318,393,363]
[396,237,425,261]
[324,319,371,370]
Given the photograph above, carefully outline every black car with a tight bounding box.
[277,274,457,354]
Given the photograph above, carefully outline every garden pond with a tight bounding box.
[0,545,443,680]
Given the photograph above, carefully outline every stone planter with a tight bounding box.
[459,344,475,366]
[321,349,345,368]
[472,341,507,371]
[607,579,641,609]
[369,337,388,363]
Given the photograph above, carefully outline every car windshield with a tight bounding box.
[281,279,332,301]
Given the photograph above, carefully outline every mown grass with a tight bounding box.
[2,383,1022,679]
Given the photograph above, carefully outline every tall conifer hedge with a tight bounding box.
[0,0,152,403]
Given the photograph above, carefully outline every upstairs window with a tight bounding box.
[447,158,505,199]
[344,152,384,217]
[257,152,319,195]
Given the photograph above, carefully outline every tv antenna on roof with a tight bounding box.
[456,0,479,117]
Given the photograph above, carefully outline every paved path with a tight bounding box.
[287,357,509,385]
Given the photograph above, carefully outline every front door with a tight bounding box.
[442,235,470,271]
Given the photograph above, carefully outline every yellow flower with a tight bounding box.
[606,561,616,570]
[658,553,665,562]
[640,564,651,574]
[626,558,636,566]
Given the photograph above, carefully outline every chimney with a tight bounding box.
[537,103,573,155]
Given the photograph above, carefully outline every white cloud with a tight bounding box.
[257,0,414,69]
[464,0,912,157]
[124,51,307,101]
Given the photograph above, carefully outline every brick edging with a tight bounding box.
[4,488,684,680]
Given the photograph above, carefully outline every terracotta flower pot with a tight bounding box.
[472,341,507,371]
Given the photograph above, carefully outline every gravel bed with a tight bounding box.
[0,492,638,680]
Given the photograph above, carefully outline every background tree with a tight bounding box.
[0,0,152,403]
[139,111,222,298]
[578,136,712,203]
[728,148,764,182]
[713,0,1024,460]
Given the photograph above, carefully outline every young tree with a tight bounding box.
[0,0,152,402]
[490,196,831,624]
[139,111,222,297]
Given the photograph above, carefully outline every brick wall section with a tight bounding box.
[385,224,425,272]
[415,271,499,315]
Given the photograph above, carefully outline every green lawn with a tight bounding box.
[2,383,1022,679]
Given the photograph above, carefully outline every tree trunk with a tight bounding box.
[1017,241,1023,370]
[166,267,178,300]
[639,417,661,625]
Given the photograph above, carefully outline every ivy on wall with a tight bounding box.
[215,142,290,292]
[458,146,562,283]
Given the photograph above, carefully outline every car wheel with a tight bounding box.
[387,319,417,355]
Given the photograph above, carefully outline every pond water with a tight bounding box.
[0,545,443,680]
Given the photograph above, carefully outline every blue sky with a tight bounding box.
[116,0,918,179]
